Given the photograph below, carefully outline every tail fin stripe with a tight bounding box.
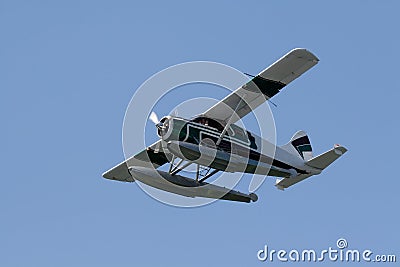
[291,135,312,159]
[280,130,313,161]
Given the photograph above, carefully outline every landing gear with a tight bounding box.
[166,156,257,203]
[168,157,219,183]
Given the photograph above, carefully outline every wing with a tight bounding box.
[202,48,319,124]
[102,140,171,182]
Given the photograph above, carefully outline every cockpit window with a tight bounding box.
[191,116,224,131]
[227,126,235,136]
[230,124,247,138]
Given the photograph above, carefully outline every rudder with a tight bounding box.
[281,130,313,161]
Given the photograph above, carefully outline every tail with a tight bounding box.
[276,130,348,190]
[281,130,313,161]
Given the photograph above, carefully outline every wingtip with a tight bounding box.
[333,144,348,155]
[290,48,320,62]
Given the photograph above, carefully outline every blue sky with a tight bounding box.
[2,1,399,266]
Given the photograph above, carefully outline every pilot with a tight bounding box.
[199,118,208,126]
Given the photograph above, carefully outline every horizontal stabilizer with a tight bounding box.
[275,145,347,190]
[306,145,348,170]
[275,174,312,190]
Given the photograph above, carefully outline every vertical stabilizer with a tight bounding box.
[281,130,313,161]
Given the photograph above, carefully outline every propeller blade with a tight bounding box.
[149,111,159,124]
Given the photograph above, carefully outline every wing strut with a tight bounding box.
[215,94,246,146]
[170,158,192,176]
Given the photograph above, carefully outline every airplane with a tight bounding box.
[102,48,347,203]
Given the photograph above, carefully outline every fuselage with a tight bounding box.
[158,116,313,178]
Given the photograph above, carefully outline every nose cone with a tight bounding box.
[156,117,170,137]
[156,122,163,130]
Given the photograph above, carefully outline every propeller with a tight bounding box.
[149,111,160,125]
[149,111,164,153]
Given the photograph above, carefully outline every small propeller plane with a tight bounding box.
[103,48,347,203]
